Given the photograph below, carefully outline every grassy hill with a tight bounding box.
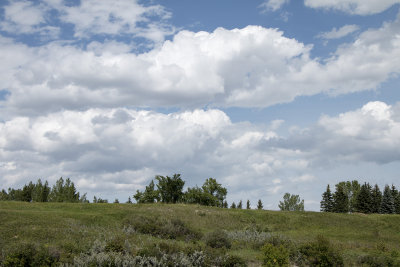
[1,201,400,266]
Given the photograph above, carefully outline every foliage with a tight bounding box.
[93,196,108,203]
[2,243,59,267]
[320,184,334,212]
[257,199,263,210]
[48,177,84,203]
[205,230,232,249]
[371,184,383,213]
[333,184,349,213]
[279,193,304,211]
[125,215,202,241]
[246,199,251,209]
[202,178,227,207]
[381,185,395,214]
[355,182,373,214]
[297,235,344,267]
[156,174,185,203]
[237,200,243,209]
[230,202,236,209]
[260,243,289,267]
[134,179,160,203]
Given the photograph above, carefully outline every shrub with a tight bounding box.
[358,249,400,267]
[205,230,232,249]
[125,216,202,241]
[260,243,289,267]
[2,243,59,267]
[297,235,344,267]
[105,237,125,253]
[221,255,247,267]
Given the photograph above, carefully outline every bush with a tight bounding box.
[221,255,247,267]
[260,243,289,267]
[105,237,125,253]
[297,235,344,267]
[2,243,59,267]
[358,250,400,267]
[205,230,232,249]
[125,216,202,241]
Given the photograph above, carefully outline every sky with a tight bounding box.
[1,0,400,210]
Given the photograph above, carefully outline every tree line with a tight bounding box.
[320,180,400,214]
[0,177,87,203]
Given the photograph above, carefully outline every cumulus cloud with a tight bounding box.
[0,107,311,205]
[259,0,289,12]
[59,0,174,41]
[1,12,400,115]
[304,0,400,15]
[317,24,359,40]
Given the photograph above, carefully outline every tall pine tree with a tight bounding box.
[320,185,334,212]
[246,199,251,209]
[371,184,382,214]
[381,185,395,214]
[257,199,263,210]
[333,185,349,213]
[355,183,373,213]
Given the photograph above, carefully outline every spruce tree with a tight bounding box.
[257,199,263,210]
[230,202,236,209]
[320,185,334,212]
[223,200,228,208]
[371,184,382,214]
[333,185,349,213]
[355,183,373,214]
[381,185,395,214]
[246,199,251,209]
[394,193,400,214]
[237,200,242,209]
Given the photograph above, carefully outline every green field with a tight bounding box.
[1,201,400,266]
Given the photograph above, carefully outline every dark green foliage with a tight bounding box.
[156,174,185,203]
[279,193,304,211]
[223,200,228,208]
[333,184,349,213]
[2,243,59,267]
[237,200,243,209]
[320,185,334,212]
[335,180,361,212]
[358,250,400,267]
[105,237,124,253]
[202,178,227,207]
[371,184,383,214]
[381,185,395,214]
[113,198,119,203]
[48,177,82,203]
[220,255,247,267]
[395,193,400,214]
[257,199,263,210]
[134,179,159,203]
[230,202,236,209]
[126,196,132,203]
[205,230,231,249]
[260,243,289,267]
[0,189,8,200]
[31,179,50,202]
[297,235,344,267]
[355,182,373,214]
[126,216,202,241]
[93,196,108,203]
[184,186,217,206]
[246,199,251,209]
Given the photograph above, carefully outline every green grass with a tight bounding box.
[1,201,400,266]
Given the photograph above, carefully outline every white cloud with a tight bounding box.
[0,0,50,35]
[259,0,289,12]
[59,0,174,41]
[305,0,400,15]
[317,24,359,40]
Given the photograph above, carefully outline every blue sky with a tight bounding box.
[1,0,400,210]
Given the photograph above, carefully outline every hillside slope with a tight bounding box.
[1,202,399,266]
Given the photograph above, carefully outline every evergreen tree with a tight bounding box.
[223,200,228,208]
[320,185,334,212]
[237,200,242,209]
[126,196,132,204]
[355,183,373,214]
[0,189,9,201]
[381,185,395,214]
[333,185,349,213]
[371,184,382,214]
[335,180,360,212]
[32,179,50,202]
[394,193,400,214]
[113,198,119,203]
[257,199,263,210]
[230,202,236,209]
[49,177,81,202]
[246,199,251,209]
